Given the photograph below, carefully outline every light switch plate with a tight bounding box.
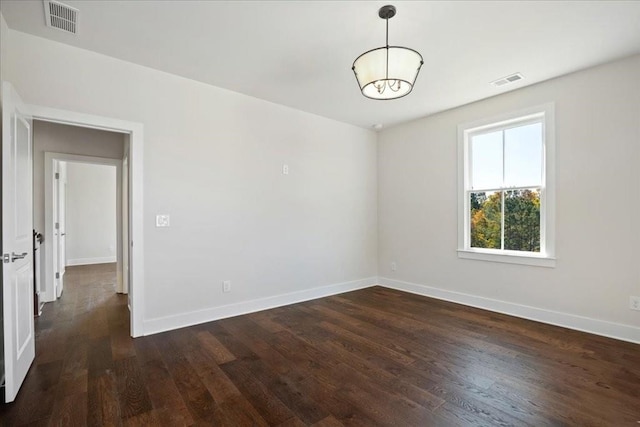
[156,214,170,227]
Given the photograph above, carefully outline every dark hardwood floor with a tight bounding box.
[1,264,639,426]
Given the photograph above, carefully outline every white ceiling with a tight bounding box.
[2,1,639,129]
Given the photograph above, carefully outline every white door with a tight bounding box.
[51,160,67,299]
[2,81,35,403]
[122,156,129,295]
[56,162,67,298]
[52,160,59,297]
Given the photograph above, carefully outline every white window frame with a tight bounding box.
[457,103,556,267]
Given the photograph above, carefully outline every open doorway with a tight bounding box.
[46,158,123,303]
[33,120,126,308]
[27,111,143,338]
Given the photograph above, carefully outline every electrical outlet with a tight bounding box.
[630,296,640,311]
[282,164,289,175]
[391,261,397,272]
[223,280,231,293]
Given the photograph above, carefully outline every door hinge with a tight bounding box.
[55,272,60,279]
[55,222,59,230]
[2,253,9,263]
[55,172,60,179]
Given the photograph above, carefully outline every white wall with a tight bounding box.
[378,55,640,339]
[65,162,117,266]
[0,13,8,96]
[5,29,378,332]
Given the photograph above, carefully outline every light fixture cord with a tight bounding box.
[386,16,389,47]
[385,17,389,81]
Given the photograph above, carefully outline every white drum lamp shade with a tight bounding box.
[352,5,423,100]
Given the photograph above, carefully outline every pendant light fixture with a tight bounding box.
[352,5,424,100]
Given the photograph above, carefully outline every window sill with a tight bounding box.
[457,249,556,268]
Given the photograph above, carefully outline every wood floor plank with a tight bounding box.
[310,415,345,427]
[179,335,243,404]
[143,377,194,427]
[215,393,270,427]
[153,333,221,424]
[56,371,88,397]
[87,336,114,379]
[48,392,88,427]
[294,375,381,426]
[276,416,308,427]
[87,370,122,427]
[195,331,236,364]
[220,358,297,425]
[240,357,330,425]
[58,336,88,383]
[122,410,160,427]
[113,356,153,420]
[2,266,639,427]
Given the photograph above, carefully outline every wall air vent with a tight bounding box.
[490,73,524,87]
[43,0,79,34]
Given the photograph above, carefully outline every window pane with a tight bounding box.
[504,122,542,187]
[504,189,540,252]
[470,191,502,249]
[471,131,502,189]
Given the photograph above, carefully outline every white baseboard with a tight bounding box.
[378,277,640,344]
[66,256,117,266]
[143,276,378,336]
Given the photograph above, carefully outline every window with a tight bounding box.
[457,104,555,267]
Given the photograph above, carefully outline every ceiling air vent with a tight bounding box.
[490,73,524,87]
[43,0,79,34]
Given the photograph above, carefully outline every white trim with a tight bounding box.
[30,106,141,135]
[44,153,122,302]
[66,256,117,266]
[457,103,556,266]
[30,104,145,338]
[143,277,378,336]
[378,277,640,344]
[457,249,556,267]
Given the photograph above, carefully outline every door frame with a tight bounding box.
[44,153,123,301]
[30,104,144,337]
